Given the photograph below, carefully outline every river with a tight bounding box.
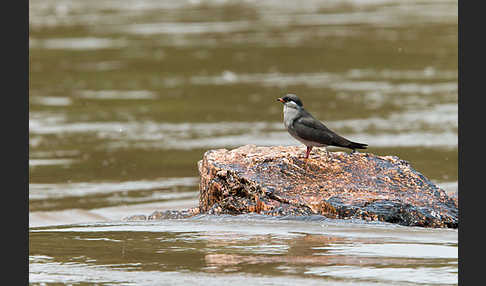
[29,0,458,284]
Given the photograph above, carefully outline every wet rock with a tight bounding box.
[148,208,200,220]
[123,208,200,221]
[123,214,148,221]
[198,145,458,228]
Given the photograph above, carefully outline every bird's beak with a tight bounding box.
[277,98,285,103]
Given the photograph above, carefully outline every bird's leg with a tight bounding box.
[305,146,312,159]
[304,146,312,171]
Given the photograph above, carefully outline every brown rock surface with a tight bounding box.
[198,144,458,228]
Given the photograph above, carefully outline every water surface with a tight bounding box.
[29,0,458,284]
[30,216,457,285]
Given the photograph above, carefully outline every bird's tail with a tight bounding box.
[349,141,368,150]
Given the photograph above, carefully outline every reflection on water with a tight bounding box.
[29,0,457,284]
[30,216,458,285]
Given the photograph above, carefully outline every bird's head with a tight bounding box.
[277,94,303,109]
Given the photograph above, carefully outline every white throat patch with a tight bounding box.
[283,103,300,129]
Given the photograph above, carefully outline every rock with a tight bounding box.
[123,208,200,221]
[122,214,148,221]
[198,144,458,228]
[148,208,200,220]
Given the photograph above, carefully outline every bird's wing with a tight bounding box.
[292,114,353,147]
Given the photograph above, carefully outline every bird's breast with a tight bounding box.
[283,105,299,129]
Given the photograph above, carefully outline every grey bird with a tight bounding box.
[277,94,367,159]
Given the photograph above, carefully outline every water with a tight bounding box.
[30,216,457,285]
[29,0,458,284]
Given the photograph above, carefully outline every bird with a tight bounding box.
[277,93,367,160]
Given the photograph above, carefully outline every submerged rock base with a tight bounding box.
[124,208,200,221]
[197,145,458,228]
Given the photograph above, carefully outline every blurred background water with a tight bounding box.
[29,0,458,285]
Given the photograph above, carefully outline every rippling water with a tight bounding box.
[30,216,458,285]
[29,0,457,284]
